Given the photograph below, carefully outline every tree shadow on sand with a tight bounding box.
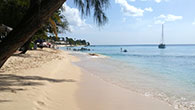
[0,100,12,103]
[0,74,76,94]
[12,53,31,58]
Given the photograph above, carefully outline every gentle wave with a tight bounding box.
[108,53,195,59]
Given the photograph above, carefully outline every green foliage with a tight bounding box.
[65,37,90,46]
[66,37,75,45]
[32,28,48,42]
[61,37,65,41]
[74,0,109,26]
[49,36,60,41]
[48,10,70,36]
[0,0,30,28]
[29,42,34,50]
[0,0,69,42]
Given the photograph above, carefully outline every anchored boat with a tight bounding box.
[158,24,166,49]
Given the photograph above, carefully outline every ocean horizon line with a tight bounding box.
[90,44,195,46]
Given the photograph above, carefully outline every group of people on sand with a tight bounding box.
[33,39,58,50]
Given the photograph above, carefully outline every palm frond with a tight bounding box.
[49,18,58,38]
[74,0,109,26]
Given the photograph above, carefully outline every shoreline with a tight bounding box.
[0,48,178,110]
[70,49,195,110]
[77,68,176,110]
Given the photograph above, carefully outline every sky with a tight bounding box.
[59,0,195,45]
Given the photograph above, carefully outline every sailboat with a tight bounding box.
[158,24,166,49]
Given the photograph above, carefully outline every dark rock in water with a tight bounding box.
[73,47,90,51]
[80,47,90,51]
[120,48,127,52]
[123,49,127,52]
[73,49,77,51]
[89,53,98,56]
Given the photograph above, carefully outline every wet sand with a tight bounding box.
[77,69,176,110]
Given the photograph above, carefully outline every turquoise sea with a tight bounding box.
[61,45,195,110]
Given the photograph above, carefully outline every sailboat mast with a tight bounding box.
[162,24,164,44]
[158,24,166,49]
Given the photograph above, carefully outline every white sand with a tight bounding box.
[0,48,81,110]
[0,48,178,110]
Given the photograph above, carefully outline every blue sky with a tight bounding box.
[60,0,195,45]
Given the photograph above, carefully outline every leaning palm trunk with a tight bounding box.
[19,37,32,54]
[0,0,66,68]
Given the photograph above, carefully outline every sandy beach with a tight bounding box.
[0,48,177,110]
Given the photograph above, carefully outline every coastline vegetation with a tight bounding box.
[64,37,90,46]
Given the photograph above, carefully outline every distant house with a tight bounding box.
[55,41,69,45]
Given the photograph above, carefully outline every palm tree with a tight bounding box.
[0,0,110,68]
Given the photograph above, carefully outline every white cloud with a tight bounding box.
[115,0,152,17]
[154,14,183,24]
[165,14,183,21]
[154,0,169,3]
[154,20,165,24]
[62,4,91,31]
[144,7,153,12]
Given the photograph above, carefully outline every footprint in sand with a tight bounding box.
[33,101,45,110]
[36,101,45,106]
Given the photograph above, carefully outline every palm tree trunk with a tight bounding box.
[0,0,66,68]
